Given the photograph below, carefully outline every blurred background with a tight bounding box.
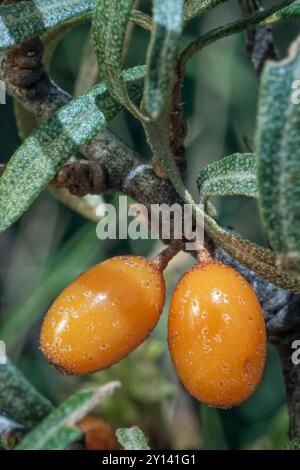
[0,0,299,450]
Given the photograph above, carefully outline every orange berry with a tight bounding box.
[168,262,266,408]
[40,256,165,375]
[79,416,120,450]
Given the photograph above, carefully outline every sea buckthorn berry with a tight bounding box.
[168,262,266,408]
[40,256,165,375]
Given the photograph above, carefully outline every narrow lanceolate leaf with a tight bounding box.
[17,382,120,450]
[255,36,300,274]
[184,0,228,22]
[0,359,53,428]
[0,66,145,233]
[144,0,184,118]
[197,153,257,203]
[116,426,150,450]
[92,0,143,119]
[0,0,96,52]
[263,0,300,24]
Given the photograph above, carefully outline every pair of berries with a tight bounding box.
[40,254,266,408]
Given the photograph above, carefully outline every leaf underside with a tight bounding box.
[197,153,258,203]
[144,0,184,118]
[116,426,150,450]
[92,0,138,114]
[0,359,53,428]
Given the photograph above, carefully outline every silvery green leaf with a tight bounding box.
[255,37,300,273]
[197,153,258,203]
[144,0,184,118]
[17,382,120,450]
[116,426,150,450]
[0,435,9,450]
[0,66,144,233]
[0,0,96,52]
[263,0,300,24]
[0,359,53,428]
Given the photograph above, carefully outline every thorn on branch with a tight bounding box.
[0,161,107,197]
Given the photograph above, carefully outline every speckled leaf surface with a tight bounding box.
[0,0,97,52]
[144,0,184,118]
[17,382,120,450]
[0,66,144,233]
[197,153,257,203]
[0,359,53,428]
[92,0,138,113]
[255,37,300,272]
[116,426,150,450]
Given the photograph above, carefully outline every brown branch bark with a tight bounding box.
[237,2,300,439]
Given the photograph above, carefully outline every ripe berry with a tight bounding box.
[168,262,266,408]
[40,256,165,375]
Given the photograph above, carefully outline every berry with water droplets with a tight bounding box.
[40,256,165,375]
[168,262,266,408]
